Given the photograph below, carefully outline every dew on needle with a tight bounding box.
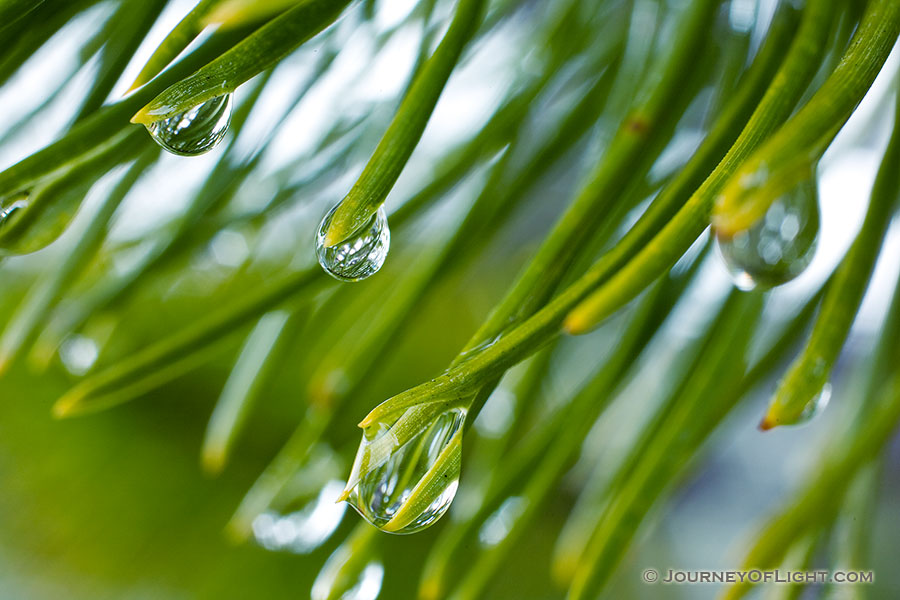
[716,176,820,291]
[145,94,233,156]
[342,408,465,534]
[316,205,390,282]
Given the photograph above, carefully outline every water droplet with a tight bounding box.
[0,196,29,229]
[455,335,500,365]
[312,530,384,600]
[252,480,347,554]
[315,205,390,282]
[344,408,465,534]
[145,94,233,156]
[313,557,384,600]
[716,177,820,291]
[796,382,831,425]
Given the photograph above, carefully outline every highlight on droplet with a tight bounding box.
[0,195,29,229]
[144,94,233,156]
[315,204,390,282]
[716,176,820,291]
[341,407,465,534]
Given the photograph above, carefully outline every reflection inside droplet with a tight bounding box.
[344,408,465,534]
[145,93,233,156]
[252,480,347,554]
[716,177,820,291]
[315,205,390,282]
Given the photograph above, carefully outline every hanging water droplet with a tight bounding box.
[343,408,465,534]
[145,94,233,156]
[796,382,831,425]
[315,204,390,282]
[715,177,820,291]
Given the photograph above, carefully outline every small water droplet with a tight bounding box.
[345,408,464,534]
[716,177,820,291]
[316,205,390,282]
[0,196,29,228]
[796,382,831,425]
[312,547,384,600]
[455,335,501,365]
[252,480,347,554]
[145,94,233,156]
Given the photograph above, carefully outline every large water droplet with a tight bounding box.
[716,177,820,291]
[145,94,233,156]
[315,205,390,282]
[344,408,464,534]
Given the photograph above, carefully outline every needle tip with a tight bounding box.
[758,415,777,431]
